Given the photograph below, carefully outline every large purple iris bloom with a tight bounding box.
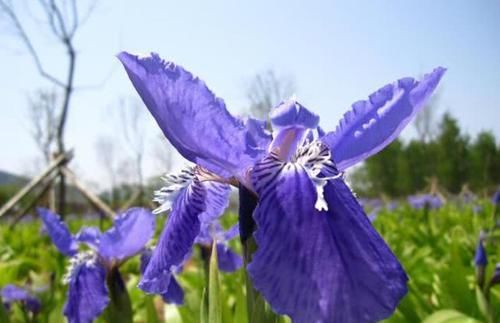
[37,207,155,323]
[118,51,445,323]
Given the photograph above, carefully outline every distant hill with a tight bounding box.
[0,170,29,186]
[0,169,87,204]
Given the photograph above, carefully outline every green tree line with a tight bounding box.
[351,112,500,197]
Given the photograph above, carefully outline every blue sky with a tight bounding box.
[1,0,499,187]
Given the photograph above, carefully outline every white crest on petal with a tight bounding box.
[63,251,98,284]
[153,166,196,214]
[293,140,342,211]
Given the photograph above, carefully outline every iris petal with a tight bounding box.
[268,100,319,161]
[118,52,271,178]
[139,180,206,294]
[322,67,446,171]
[216,243,243,272]
[37,208,78,257]
[0,285,41,313]
[64,261,108,323]
[75,226,101,250]
[99,208,156,262]
[160,276,184,305]
[248,156,407,323]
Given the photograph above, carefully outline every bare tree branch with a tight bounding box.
[0,0,66,86]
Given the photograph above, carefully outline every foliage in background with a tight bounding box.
[353,112,500,197]
[1,201,499,322]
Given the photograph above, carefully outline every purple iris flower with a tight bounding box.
[37,207,155,323]
[118,51,445,322]
[195,221,243,272]
[408,193,443,210]
[492,191,500,205]
[1,284,41,314]
[474,232,488,267]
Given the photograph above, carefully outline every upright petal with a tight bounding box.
[64,261,108,323]
[248,156,407,323]
[99,208,156,262]
[75,227,101,250]
[322,67,446,170]
[118,52,271,178]
[139,179,206,294]
[268,99,319,161]
[37,208,78,257]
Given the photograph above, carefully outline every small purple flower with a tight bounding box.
[474,233,488,267]
[119,51,444,322]
[196,221,243,272]
[1,284,41,314]
[38,207,155,323]
[408,194,443,210]
[492,191,500,205]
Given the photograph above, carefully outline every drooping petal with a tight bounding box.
[140,249,185,304]
[268,99,320,161]
[118,52,271,178]
[99,208,156,262]
[0,285,41,313]
[64,260,108,323]
[37,208,78,257]
[248,156,407,323]
[139,179,206,294]
[322,67,446,171]
[216,243,243,272]
[75,227,101,250]
[198,182,230,224]
[160,276,184,305]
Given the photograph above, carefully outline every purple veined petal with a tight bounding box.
[98,208,156,262]
[248,156,407,323]
[64,260,109,323]
[1,285,41,313]
[139,179,206,294]
[198,182,230,224]
[118,52,271,178]
[216,243,243,272]
[161,276,184,305]
[37,208,78,257]
[75,226,101,250]
[322,67,446,171]
[268,99,320,161]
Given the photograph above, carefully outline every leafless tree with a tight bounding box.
[28,89,58,165]
[0,0,97,215]
[414,94,440,142]
[117,98,146,205]
[246,69,295,122]
[95,136,118,209]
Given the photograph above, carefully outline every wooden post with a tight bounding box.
[60,167,115,219]
[9,171,59,227]
[0,152,72,218]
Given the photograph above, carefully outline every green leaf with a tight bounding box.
[208,242,222,323]
[103,267,133,323]
[145,296,160,323]
[475,286,493,323]
[422,309,482,323]
[0,296,10,323]
[200,287,208,323]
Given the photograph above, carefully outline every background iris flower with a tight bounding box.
[37,207,155,323]
[118,51,445,322]
[408,193,444,210]
[1,284,41,314]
